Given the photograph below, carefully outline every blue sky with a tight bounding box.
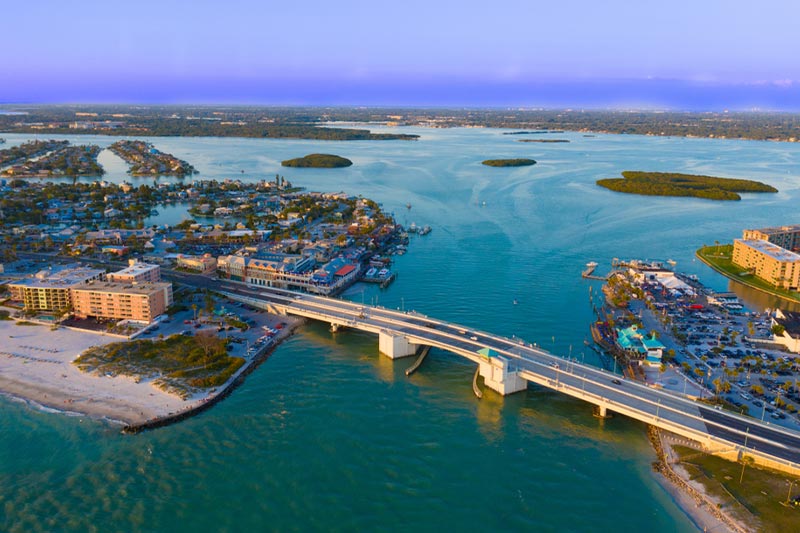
[4,0,800,109]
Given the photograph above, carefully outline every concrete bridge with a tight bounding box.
[206,278,800,476]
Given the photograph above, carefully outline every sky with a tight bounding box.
[3,0,800,109]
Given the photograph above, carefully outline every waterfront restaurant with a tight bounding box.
[615,325,665,366]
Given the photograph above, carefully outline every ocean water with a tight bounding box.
[3,127,800,531]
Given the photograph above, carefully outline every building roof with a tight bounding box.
[746,224,800,235]
[9,266,104,289]
[72,281,172,295]
[335,264,356,277]
[736,239,800,263]
[775,310,800,338]
[110,261,159,277]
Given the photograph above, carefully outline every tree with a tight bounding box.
[195,330,224,370]
[772,324,786,336]
[739,455,754,484]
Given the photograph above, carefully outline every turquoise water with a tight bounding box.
[4,128,800,531]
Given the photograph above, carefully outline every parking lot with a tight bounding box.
[624,271,800,430]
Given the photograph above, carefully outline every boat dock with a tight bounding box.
[582,262,608,280]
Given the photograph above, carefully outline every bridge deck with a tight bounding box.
[209,279,800,474]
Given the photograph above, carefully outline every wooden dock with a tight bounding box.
[581,263,608,280]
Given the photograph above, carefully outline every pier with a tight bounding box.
[581,262,609,280]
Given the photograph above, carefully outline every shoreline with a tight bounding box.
[122,317,303,433]
[0,315,303,432]
[648,427,750,533]
[695,248,800,306]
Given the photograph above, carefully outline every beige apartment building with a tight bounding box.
[742,224,800,252]
[107,259,161,283]
[71,281,173,323]
[732,239,800,290]
[8,266,104,312]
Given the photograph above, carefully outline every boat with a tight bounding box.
[586,261,598,268]
[419,225,432,235]
[365,267,377,277]
[408,223,418,233]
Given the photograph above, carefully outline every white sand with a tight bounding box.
[0,318,197,425]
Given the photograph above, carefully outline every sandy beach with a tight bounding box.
[0,314,301,427]
[650,428,752,533]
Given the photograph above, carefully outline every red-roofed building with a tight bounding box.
[335,264,357,277]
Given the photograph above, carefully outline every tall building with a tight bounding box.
[71,281,173,323]
[8,266,104,312]
[732,239,800,291]
[742,224,800,252]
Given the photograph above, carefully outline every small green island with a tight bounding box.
[481,158,537,167]
[596,171,778,201]
[281,153,353,168]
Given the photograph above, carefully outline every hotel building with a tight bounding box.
[71,281,173,323]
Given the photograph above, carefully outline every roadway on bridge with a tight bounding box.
[174,275,800,468]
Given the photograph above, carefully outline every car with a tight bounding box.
[550,362,559,369]
[470,336,478,341]
[611,379,622,385]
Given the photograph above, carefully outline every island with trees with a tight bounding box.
[596,171,778,201]
[482,158,537,167]
[281,153,353,168]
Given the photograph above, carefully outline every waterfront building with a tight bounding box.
[8,266,104,313]
[732,239,800,290]
[71,281,173,323]
[217,253,359,295]
[615,325,665,365]
[176,253,217,273]
[772,309,800,354]
[743,224,800,252]
[107,259,161,283]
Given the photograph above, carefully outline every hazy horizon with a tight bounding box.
[5,0,800,110]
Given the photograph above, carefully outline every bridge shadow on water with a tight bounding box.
[296,320,651,448]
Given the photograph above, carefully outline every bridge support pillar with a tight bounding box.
[479,355,527,396]
[379,331,418,359]
[593,404,612,419]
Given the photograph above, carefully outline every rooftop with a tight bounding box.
[747,224,800,235]
[736,239,800,263]
[72,281,172,295]
[111,260,159,277]
[10,266,104,289]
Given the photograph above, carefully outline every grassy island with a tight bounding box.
[481,158,537,167]
[75,334,244,399]
[281,153,353,168]
[597,171,777,201]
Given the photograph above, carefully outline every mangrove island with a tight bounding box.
[596,171,778,201]
[281,153,353,168]
[481,158,537,167]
